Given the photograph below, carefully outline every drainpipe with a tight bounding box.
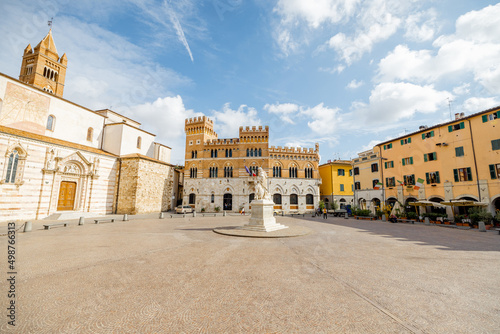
[114,158,122,214]
[330,164,334,204]
[378,146,386,206]
[467,119,481,201]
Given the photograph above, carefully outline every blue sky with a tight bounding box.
[1,0,500,165]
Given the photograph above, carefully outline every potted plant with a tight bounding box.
[468,207,493,229]
[406,212,418,221]
[215,206,221,213]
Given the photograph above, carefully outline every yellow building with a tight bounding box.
[318,160,354,209]
[373,108,500,216]
[183,116,321,213]
[351,150,383,210]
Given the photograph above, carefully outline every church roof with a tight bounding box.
[34,29,59,58]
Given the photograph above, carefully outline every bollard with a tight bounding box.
[78,217,85,225]
[424,217,430,225]
[123,214,128,221]
[183,213,186,218]
[382,214,386,222]
[345,213,348,219]
[24,221,32,232]
[478,221,486,232]
[193,211,196,217]
[159,212,165,219]
[223,211,226,217]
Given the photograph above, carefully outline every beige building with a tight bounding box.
[183,116,321,213]
[0,30,180,221]
[351,150,383,211]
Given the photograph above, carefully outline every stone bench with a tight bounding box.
[290,212,305,217]
[355,216,376,221]
[94,219,115,224]
[397,219,415,224]
[495,228,500,235]
[202,213,217,217]
[43,223,68,230]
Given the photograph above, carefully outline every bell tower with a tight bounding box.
[19,29,67,97]
[184,116,218,160]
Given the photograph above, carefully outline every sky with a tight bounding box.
[1,0,500,165]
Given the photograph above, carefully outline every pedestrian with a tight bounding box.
[323,207,327,219]
[241,208,245,215]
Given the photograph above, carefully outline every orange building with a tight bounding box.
[371,108,500,216]
[183,116,321,213]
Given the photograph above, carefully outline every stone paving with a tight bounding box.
[1,215,500,333]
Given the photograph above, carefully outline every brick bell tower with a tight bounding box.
[19,29,67,97]
[184,116,218,160]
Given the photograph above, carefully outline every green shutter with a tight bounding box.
[453,169,459,182]
[436,171,440,183]
[389,143,392,149]
[424,154,428,162]
[410,157,413,164]
[401,139,404,145]
[408,137,411,143]
[425,172,430,184]
[482,115,488,123]
[460,122,465,129]
[383,145,386,150]
[384,162,387,169]
[497,111,500,119]
[431,131,434,137]
[466,167,472,181]
[433,152,437,160]
[422,133,426,140]
[402,158,405,166]
[448,125,453,132]
[492,139,500,151]
[489,164,497,179]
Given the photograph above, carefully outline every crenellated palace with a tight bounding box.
[183,116,321,213]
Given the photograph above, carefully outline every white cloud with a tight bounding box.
[404,9,438,42]
[453,83,470,96]
[263,102,299,124]
[346,79,364,89]
[211,103,262,138]
[327,11,401,65]
[351,82,450,123]
[274,0,359,28]
[300,103,341,135]
[377,4,500,94]
[462,97,500,114]
[127,95,202,164]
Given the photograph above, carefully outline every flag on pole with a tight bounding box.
[397,180,404,186]
[414,178,425,190]
[245,166,251,176]
[374,181,383,190]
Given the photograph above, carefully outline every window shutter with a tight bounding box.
[466,167,472,181]
[460,122,465,129]
[410,157,413,164]
[422,133,426,140]
[436,171,440,183]
[433,152,437,160]
[424,154,428,162]
[482,115,488,123]
[448,125,453,132]
[383,145,386,150]
[386,178,389,187]
[408,137,411,143]
[384,162,387,169]
[402,158,405,166]
[490,164,498,179]
[431,131,434,137]
[497,111,500,119]
[426,172,430,184]
[401,139,404,145]
[453,169,459,182]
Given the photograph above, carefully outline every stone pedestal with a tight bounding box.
[240,199,288,232]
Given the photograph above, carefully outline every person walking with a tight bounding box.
[241,207,245,215]
[323,207,327,219]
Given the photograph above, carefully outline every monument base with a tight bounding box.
[240,199,288,232]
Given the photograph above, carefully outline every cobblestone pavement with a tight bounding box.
[1,215,499,333]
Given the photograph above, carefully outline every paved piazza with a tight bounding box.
[1,215,500,333]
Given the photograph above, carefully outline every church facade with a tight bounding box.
[183,116,321,213]
[0,30,180,222]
